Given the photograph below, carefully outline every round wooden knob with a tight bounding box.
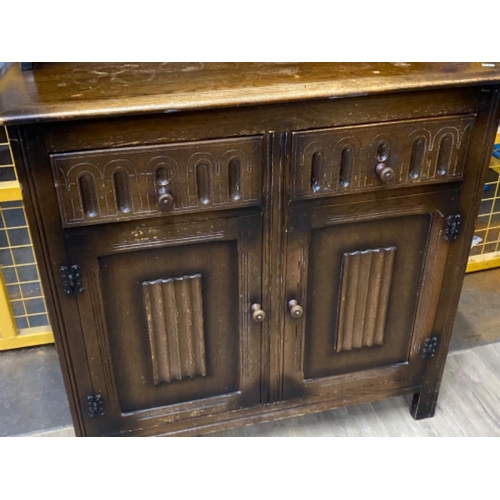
[251,303,266,323]
[375,163,395,183]
[288,299,304,318]
[157,187,174,208]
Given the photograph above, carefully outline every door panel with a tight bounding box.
[283,189,460,400]
[64,215,262,435]
[99,240,240,412]
[305,213,430,378]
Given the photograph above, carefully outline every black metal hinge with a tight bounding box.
[86,394,105,418]
[444,214,461,242]
[60,265,84,294]
[421,336,439,359]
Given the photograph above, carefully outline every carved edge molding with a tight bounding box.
[113,231,225,252]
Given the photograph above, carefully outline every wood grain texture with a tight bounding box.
[411,86,500,420]
[8,64,500,436]
[1,63,500,124]
[50,136,263,226]
[291,114,475,200]
[42,87,480,155]
[143,274,207,385]
[337,247,396,352]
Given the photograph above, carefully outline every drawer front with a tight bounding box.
[291,114,475,200]
[50,136,264,227]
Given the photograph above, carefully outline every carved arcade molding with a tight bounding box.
[292,115,475,199]
[50,136,264,226]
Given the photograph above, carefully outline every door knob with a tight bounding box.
[375,163,395,183]
[157,186,174,208]
[288,299,304,318]
[251,303,266,323]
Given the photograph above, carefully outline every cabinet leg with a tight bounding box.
[410,390,439,420]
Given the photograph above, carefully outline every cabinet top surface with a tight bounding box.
[1,62,500,125]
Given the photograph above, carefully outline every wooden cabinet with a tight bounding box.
[64,215,263,435]
[1,63,500,436]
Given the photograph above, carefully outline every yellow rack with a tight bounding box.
[466,131,500,273]
[0,129,54,350]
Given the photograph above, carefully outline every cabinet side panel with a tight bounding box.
[8,125,90,435]
[411,86,500,418]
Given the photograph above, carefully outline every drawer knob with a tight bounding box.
[375,163,395,183]
[251,303,266,323]
[288,299,304,318]
[157,186,174,208]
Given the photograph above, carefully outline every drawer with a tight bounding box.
[291,114,475,201]
[50,135,264,227]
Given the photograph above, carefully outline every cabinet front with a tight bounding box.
[63,215,263,436]
[283,190,460,402]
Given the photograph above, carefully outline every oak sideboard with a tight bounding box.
[1,63,499,436]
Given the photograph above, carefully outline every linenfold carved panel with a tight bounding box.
[143,273,207,385]
[292,114,475,199]
[50,136,263,226]
[336,247,396,353]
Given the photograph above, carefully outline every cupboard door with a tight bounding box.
[283,190,460,402]
[63,215,262,436]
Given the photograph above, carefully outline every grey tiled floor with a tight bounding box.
[209,342,500,436]
[0,346,71,436]
[18,342,500,437]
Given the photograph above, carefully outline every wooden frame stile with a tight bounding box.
[265,130,291,404]
[410,86,500,418]
[9,124,88,435]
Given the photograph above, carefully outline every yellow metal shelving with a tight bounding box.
[0,127,54,350]
[466,131,500,273]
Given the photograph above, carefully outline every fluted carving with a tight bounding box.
[143,273,207,385]
[336,247,396,353]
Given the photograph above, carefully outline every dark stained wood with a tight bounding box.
[411,85,500,419]
[5,63,500,436]
[143,273,207,384]
[1,63,500,124]
[42,87,481,154]
[64,214,263,435]
[50,135,264,227]
[337,246,397,352]
[282,189,460,402]
[291,114,475,200]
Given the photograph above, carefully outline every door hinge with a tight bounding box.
[60,265,84,294]
[444,214,461,242]
[86,393,105,418]
[421,336,439,358]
